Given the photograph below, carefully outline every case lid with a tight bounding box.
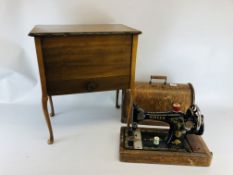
[29,24,142,37]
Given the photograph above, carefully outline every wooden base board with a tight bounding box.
[119,127,212,166]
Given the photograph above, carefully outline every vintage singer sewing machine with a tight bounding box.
[120,104,212,166]
[128,104,204,149]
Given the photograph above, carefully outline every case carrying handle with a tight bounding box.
[149,75,167,85]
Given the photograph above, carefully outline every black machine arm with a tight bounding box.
[132,104,204,145]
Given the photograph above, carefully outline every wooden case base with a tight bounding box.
[119,127,212,166]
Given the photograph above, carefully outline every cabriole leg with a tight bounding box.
[42,95,54,144]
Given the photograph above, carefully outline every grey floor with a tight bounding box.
[0,92,232,175]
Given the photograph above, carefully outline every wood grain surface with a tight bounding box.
[121,81,195,124]
[47,76,130,95]
[42,35,132,80]
[29,24,142,36]
[41,35,132,94]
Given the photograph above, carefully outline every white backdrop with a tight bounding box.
[0,1,233,175]
[0,0,233,105]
